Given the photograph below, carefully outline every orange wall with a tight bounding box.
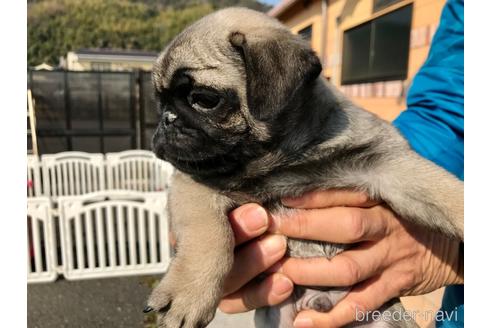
[276,0,445,121]
[279,0,323,54]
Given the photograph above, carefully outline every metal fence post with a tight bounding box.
[129,71,137,149]
[64,71,73,150]
[97,72,104,153]
[137,70,146,149]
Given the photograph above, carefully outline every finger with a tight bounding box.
[223,234,287,295]
[293,275,397,328]
[270,206,390,243]
[273,243,387,286]
[219,273,293,313]
[229,204,269,245]
[282,189,379,209]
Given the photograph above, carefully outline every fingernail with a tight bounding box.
[282,196,305,207]
[240,206,269,233]
[294,317,314,328]
[263,235,287,257]
[272,275,293,296]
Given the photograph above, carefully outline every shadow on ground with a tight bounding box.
[27,275,254,328]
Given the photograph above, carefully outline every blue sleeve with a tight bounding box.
[393,0,463,180]
[393,1,464,327]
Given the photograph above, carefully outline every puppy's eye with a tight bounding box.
[187,90,222,110]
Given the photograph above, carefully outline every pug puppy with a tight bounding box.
[147,7,463,328]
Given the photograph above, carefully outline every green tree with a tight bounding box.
[27,0,270,66]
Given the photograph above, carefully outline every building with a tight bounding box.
[65,48,158,72]
[269,0,445,121]
[33,63,55,71]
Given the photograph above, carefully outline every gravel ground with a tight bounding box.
[28,275,254,328]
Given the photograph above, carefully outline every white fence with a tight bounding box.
[41,152,106,199]
[59,191,170,280]
[27,197,57,283]
[106,150,174,192]
[28,150,173,198]
[26,150,174,283]
[27,155,43,197]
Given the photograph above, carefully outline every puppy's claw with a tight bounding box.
[143,306,154,313]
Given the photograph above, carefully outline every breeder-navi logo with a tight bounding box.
[355,307,460,323]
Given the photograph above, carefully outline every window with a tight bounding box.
[341,4,412,85]
[373,0,404,12]
[298,25,313,44]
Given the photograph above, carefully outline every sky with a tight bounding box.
[259,0,281,6]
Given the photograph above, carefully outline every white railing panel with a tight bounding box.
[58,191,170,280]
[27,155,43,197]
[41,152,105,199]
[105,150,173,192]
[27,197,57,283]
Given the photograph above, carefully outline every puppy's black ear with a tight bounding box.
[229,30,322,121]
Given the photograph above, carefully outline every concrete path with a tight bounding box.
[28,275,254,328]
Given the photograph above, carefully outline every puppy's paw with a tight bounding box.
[147,272,218,328]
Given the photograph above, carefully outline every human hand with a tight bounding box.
[219,204,292,313]
[220,190,463,328]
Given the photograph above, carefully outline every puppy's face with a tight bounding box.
[152,8,321,180]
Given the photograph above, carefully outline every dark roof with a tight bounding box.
[75,48,159,57]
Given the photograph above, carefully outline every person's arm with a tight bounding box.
[394,0,464,180]
[394,1,464,326]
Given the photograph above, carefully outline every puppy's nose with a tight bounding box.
[164,112,178,126]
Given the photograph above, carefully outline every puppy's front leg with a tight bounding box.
[147,172,235,328]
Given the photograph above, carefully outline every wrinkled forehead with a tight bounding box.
[151,7,286,93]
[152,27,244,93]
